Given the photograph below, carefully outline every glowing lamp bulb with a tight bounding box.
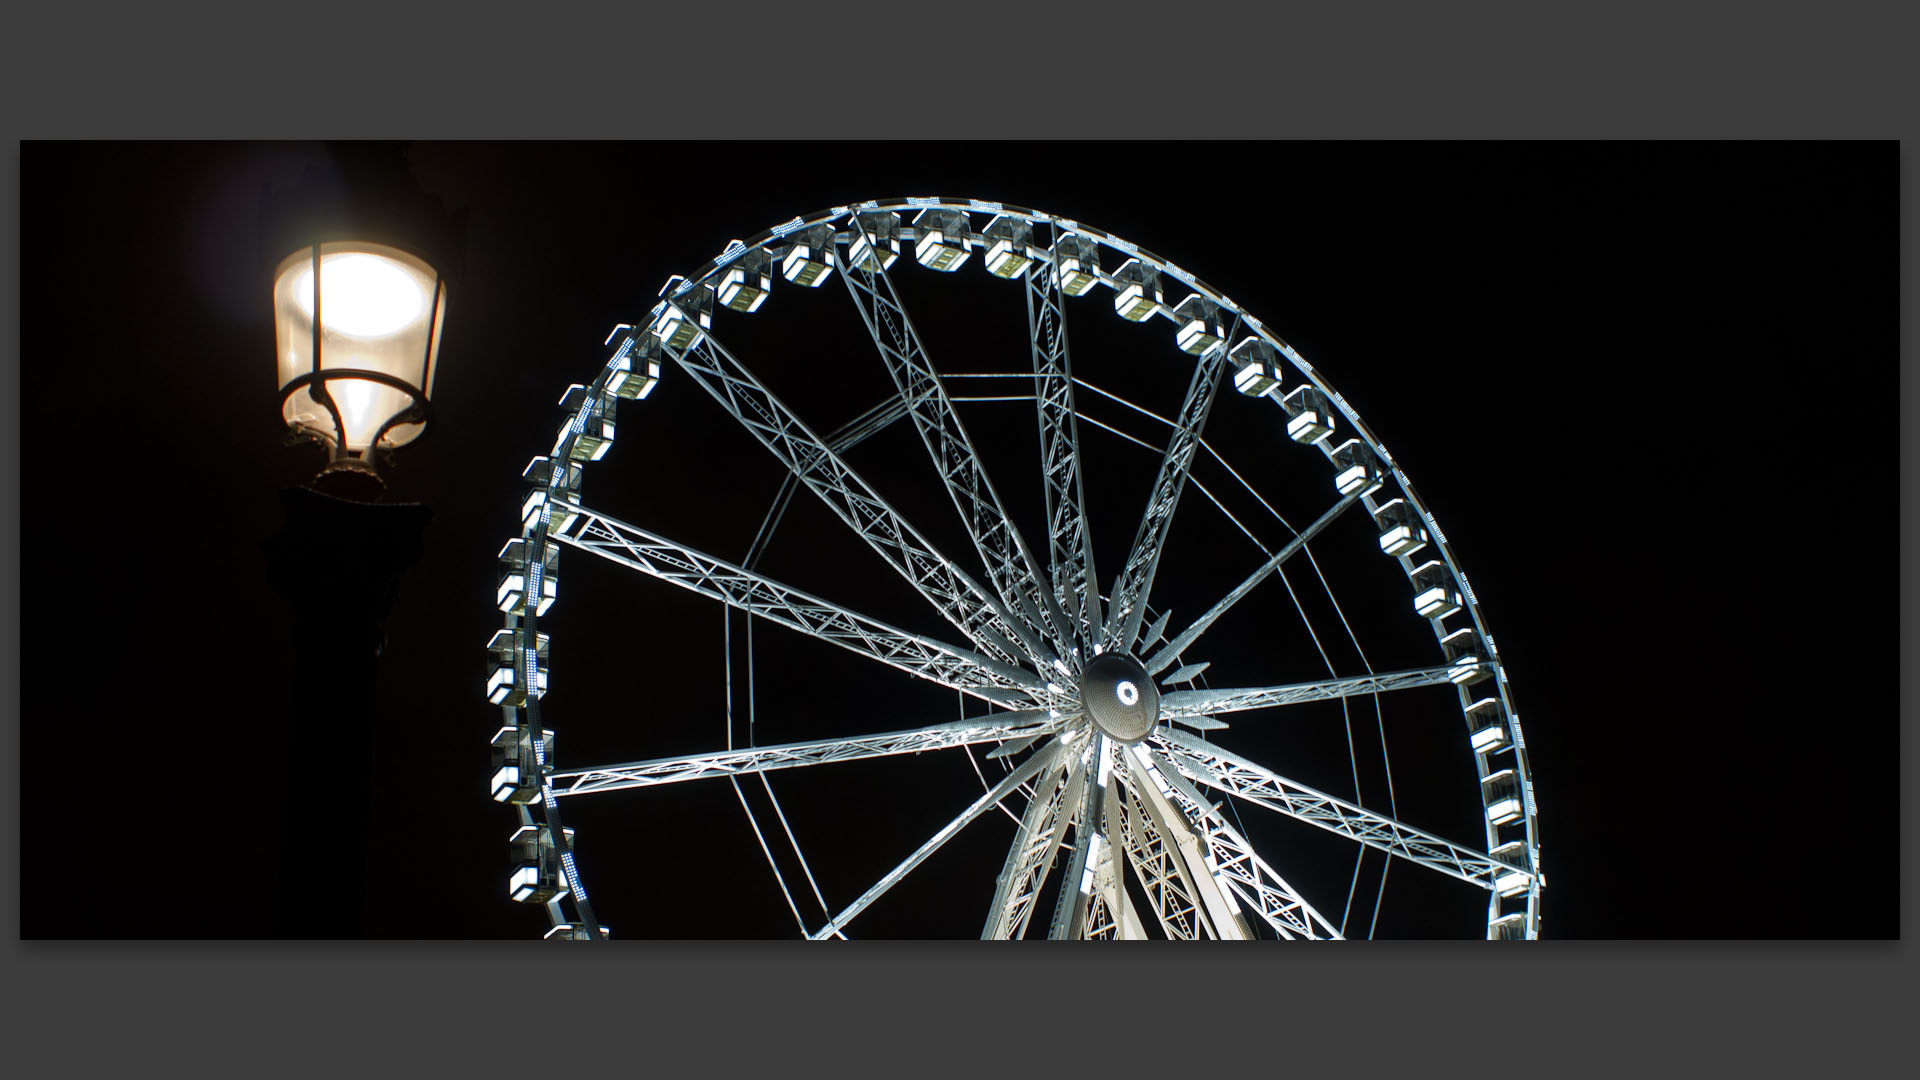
[294,253,425,337]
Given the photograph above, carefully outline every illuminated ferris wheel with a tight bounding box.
[486,198,1543,940]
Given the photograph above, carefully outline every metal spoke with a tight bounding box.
[1136,744,1342,939]
[1027,233,1100,654]
[981,748,1075,939]
[1045,741,1099,939]
[1062,759,1133,938]
[1103,327,1232,654]
[1116,778,1214,939]
[840,216,1068,666]
[742,391,916,568]
[1118,749,1250,939]
[1158,664,1458,718]
[1144,492,1361,675]
[553,501,1046,705]
[1047,736,1126,939]
[1153,729,1536,892]
[810,739,1065,939]
[550,713,1061,797]
[664,328,1045,673]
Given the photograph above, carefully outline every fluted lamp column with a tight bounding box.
[262,143,461,937]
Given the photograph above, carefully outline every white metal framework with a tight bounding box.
[491,198,1542,940]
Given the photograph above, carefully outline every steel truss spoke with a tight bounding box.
[550,712,1064,798]
[840,218,1068,667]
[810,739,1066,939]
[1104,330,1232,655]
[664,329,1043,675]
[554,501,1044,705]
[1153,729,1535,892]
[1158,664,1458,718]
[743,392,915,567]
[1116,777,1214,939]
[1027,236,1100,654]
[1136,745,1341,939]
[1047,736,1134,939]
[981,750,1076,939]
[1046,741,1100,938]
[1118,749,1251,939]
[1144,492,1361,676]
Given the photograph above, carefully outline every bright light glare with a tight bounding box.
[1116,680,1139,706]
[1214,873,1242,914]
[1335,465,1374,495]
[1288,412,1330,444]
[329,379,385,447]
[498,572,526,611]
[295,254,424,337]
[490,765,518,800]
[509,866,539,900]
[1380,525,1415,554]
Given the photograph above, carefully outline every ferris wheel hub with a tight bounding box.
[1079,652,1158,744]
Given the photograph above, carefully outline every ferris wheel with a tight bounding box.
[486,198,1543,940]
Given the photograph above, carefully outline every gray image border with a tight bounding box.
[3,2,1910,1073]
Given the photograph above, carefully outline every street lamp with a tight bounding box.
[264,142,464,499]
[260,143,462,936]
[272,242,446,492]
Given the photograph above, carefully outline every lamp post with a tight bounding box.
[260,143,463,937]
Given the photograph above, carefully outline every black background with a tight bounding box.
[20,140,1896,940]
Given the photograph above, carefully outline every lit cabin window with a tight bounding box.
[1229,337,1281,397]
[508,824,574,905]
[496,538,559,617]
[1491,840,1531,898]
[1281,385,1334,444]
[1464,696,1506,754]
[1482,769,1523,826]
[780,224,837,287]
[555,384,616,463]
[651,283,714,352]
[1111,258,1162,322]
[1442,627,1491,685]
[1052,233,1101,296]
[519,456,582,534]
[717,247,772,313]
[846,210,901,273]
[518,489,579,535]
[912,208,973,272]
[1372,498,1429,558]
[980,215,1033,279]
[1171,294,1225,356]
[607,332,662,401]
[1410,559,1463,620]
[489,724,553,804]
[1329,439,1384,497]
[486,629,549,707]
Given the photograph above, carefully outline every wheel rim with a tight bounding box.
[488,198,1542,940]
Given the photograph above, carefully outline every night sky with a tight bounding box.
[20,141,1897,939]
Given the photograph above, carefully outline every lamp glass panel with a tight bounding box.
[274,242,444,451]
